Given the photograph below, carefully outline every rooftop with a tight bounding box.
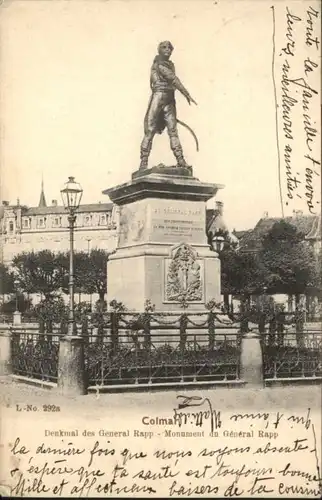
[25,202,114,216]
[238,213,321,251]
[1,201,114,217]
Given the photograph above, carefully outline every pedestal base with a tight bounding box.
[240,332,264,387]
[104,170,224,312]
[57,336,86,396]
[13,311,21,325]
[0,330,12,376]
[132,164,194,179]
[107,242,220,311]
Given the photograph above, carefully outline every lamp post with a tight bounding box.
[85,238,93,311]
[211,232,229,312]
[60,176,83,335]
[58,176,86,396]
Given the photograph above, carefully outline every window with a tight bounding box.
[52,216,61,227]
[84,215,92,226]
[38,217,46,228]
[99,214,107,225]
[8,221,14,232]
[22,218,31,229]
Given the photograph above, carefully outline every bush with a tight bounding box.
[0,295,31,314]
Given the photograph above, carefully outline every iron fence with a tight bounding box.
[86,333,240,386]
[7,309,322,388]
[86,311,241,386]
[262,331,322,380]
[11,330,60,382]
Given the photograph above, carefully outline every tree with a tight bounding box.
[27,296,69,333]
[221,248,265,298]
[11,250,67,300]
[0,263,15,295]
[80,249,109,303]
[259,220,320,303]
[60,249,110,304]
[221,247,267,330]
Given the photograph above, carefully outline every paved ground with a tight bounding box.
[1,376,321,416]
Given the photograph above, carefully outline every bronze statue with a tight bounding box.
[139,41,198,170]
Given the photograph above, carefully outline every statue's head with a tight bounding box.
[158,41,174,59]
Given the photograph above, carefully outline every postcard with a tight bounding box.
[0,0,321,497]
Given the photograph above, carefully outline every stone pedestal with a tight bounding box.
[240,332,264,387]
[0,330,12,376]
[13,311,21,325]
[57,336,86,396]
[103,166,224,311]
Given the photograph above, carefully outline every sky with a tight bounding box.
[0,0,320,230]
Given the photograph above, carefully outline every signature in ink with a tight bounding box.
[173,395,222,434]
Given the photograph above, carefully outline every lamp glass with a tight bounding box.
[61,176,83,210]
[212,234,225,253]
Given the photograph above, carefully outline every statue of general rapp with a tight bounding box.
[139,41,198,170]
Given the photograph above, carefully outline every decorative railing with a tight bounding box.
[6,309,322,388]
[11,329,60,382]
[85,311,241,386]
[262,331,322,380]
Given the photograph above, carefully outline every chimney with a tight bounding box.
[293,209,303,217]
[52,199,58,207]
[216,201,224,215]
[263,211,269,218]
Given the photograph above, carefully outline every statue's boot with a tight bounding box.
[139,156,148,170]
[139,144,151,170]
[173,147,188,168]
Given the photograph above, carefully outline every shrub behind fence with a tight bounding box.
[4,310,322,387]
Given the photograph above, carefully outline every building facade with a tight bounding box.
[0,186,227,266]
[0,186,119,265]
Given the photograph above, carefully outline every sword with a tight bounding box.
[177,119,199,152]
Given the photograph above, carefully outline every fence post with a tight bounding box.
[240,330,264,388]
[60,318,68,335]
[179,313,188,351]
[277,312,285,348]
[240,297,249,334]
[81,316,89,347]
[295,309,305,348]
[111,312,119,354]
[0,328,12,376]
[143,313,151,350]
[57,335,86,396]
[208,311,215,350]
[39,318,45,335]
[268,315,276,346]
[258,312,266,334]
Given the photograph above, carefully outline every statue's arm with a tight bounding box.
[158,63,192,100]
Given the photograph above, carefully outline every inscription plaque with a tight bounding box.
[150,200,205,244]
[117,199,207,247]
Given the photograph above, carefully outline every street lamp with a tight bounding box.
[211,233,225,254]
[14,279,19,312]
[61,176,83,335]
[85,238,93,311]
